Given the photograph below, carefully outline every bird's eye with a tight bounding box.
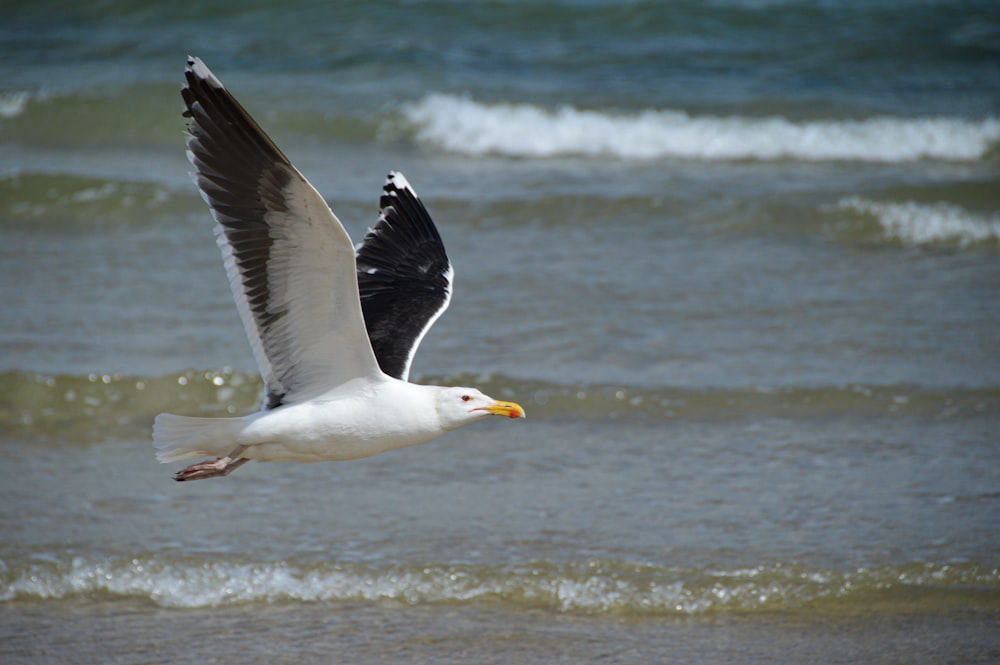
[461,394,472,402]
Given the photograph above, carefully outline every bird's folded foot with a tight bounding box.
[174,446,249,481]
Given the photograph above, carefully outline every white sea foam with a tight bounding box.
[4,555,994,613]
[401,94,1000,162]
[838,197,1000,247]
[0,91,30,119]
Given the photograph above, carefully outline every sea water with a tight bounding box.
[1,1,999,663]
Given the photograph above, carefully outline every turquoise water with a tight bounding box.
[2,1,999,663]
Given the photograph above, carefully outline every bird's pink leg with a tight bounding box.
[173,445,250,482]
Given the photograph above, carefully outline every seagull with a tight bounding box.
[153,57,524,481]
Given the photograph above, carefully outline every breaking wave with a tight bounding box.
[837,197,1000,248]
[401,94,1000,162]
[3,554,997,614]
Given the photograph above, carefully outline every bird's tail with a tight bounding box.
[152,413,244,462]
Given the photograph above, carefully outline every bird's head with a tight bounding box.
[435,386,526,431]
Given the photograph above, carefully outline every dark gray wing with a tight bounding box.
[355,173,453,381]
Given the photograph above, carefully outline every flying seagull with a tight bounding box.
[153,57,524,481]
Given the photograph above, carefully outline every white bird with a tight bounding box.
[153,57,524,481]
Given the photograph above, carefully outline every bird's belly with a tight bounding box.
[237,399,440,463]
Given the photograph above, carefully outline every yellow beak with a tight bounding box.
[479,400,526,419]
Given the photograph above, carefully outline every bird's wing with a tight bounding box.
[182,57,380,409]
[355,173,453,381]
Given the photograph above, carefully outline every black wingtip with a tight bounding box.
[184,55,200,80]
[383,171,415,198]
[184,56,226,92]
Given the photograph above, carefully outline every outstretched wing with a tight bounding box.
[182,57,380,409]
[355,173,453,381]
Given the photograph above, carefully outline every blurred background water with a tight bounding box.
[1,1,999,663]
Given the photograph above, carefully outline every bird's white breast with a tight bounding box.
[236,378,445,462]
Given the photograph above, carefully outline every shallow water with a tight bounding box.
[2,1,999,663]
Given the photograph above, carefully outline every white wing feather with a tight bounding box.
[184,57,380,407]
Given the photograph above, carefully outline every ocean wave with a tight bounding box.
[837,197,1000,248]
[2,554,996,614]
[0,369,263,444]
[0,84,185,150]
[2,370,996,444]
[400,94,1000,162]
[0,173,193,228]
